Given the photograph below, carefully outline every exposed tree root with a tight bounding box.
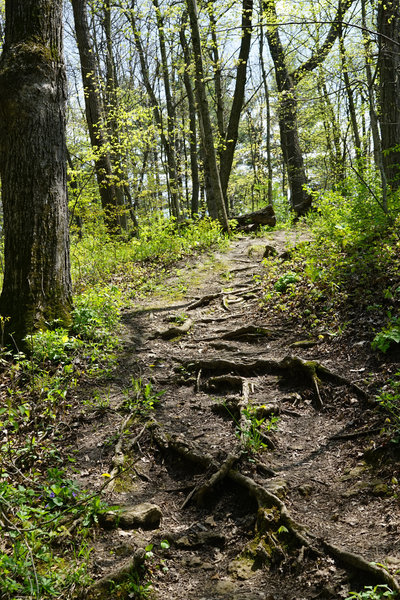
[186,293,220,310]
[82,548,146,599]
[206,325,274,342]
[323,541,400,592]
[191,452,241,507]
[150,423,399,590]
[104,414,133,493]
[181,355,368,405]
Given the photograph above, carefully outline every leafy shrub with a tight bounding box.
[72,284,122,341]
[372,317,400,353]
[274,271,298,292]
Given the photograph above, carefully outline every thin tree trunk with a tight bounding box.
[71,0,124,234]
[338,32,362,162]
[102,0,128,229]
[0,0,72,343]
[263,0,311,216]
[186,0,230,230]
[259,6,273,206]
[377,0,400,194]
[179,19,200,216]
[152,0,181,219]
[219,0,253,207]
[125,1,181,219]
[361,0,387,211]
[207,0,225,153]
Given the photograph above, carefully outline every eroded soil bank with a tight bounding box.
[64,232,400,600]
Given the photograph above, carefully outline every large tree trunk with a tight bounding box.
[378,0,400,193]
[0,0,72,344]
[71,0,125,233]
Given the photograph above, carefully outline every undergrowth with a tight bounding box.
[0,216,227,598]
[260,185,400,341]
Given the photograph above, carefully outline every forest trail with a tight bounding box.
[67,231,400,600]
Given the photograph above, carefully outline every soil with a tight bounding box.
[63,231,400,600]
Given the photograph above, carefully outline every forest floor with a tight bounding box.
[63,230,400,600]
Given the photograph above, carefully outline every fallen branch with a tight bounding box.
[105,414,134,493]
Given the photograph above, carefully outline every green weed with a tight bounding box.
[122,376,165,416]
[372,316,400,353]
[345,584,396,599]
[376,372,400,441]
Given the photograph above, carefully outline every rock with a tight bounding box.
[100,503,162,530]
[263,245,278,258]
[229,556,258,579]
[372,481,390,496]
[215,579,238,595]
[266,478,288,498]
[298,484,313,497]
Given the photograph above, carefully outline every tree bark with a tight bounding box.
[71,0,125,234]
[0,0,72,344]
[263,0,354,216]
[125,1,181,219]
[179,18,200,216]
[186,0,230,230]
[219,0,253,206]
[263,0,312,216]
[152,0,182,220]
[377,0,400,193]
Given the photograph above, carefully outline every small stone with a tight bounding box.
[101,503,162,530]
[215,579,237,595]
[298,484,313,497]
[228,556,257,579]
[372,482,390,496]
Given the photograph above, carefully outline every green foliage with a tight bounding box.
[274,271,298,292]
[71,216,227,290]
[71,285,122,342]
[0,467,107,599]
[122,376,165,416]
[261,183,400,335]
[372,315,400,353]
[376,372,400,440]
[235,405,279,453]
[345,584,397,600]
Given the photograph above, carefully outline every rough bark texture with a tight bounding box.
[378,0,400,192]
[0,0,72,344]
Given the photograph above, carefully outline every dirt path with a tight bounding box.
[67,233,400,600]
